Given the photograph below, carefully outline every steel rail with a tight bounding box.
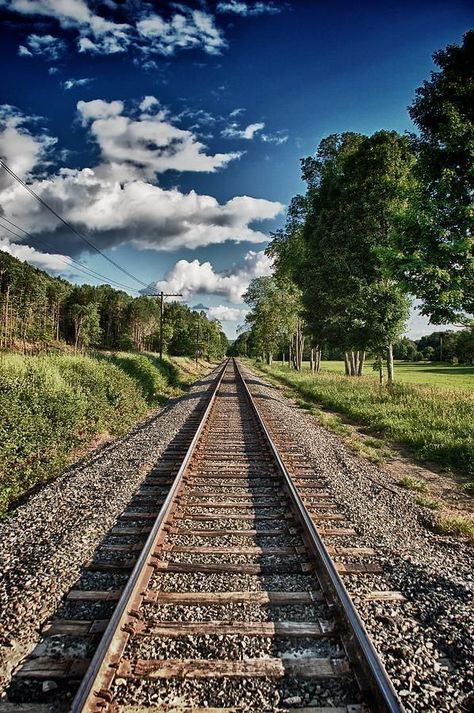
[233,358,404,713]
[70,359,230,713]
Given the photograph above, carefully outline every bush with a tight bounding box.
[0,354,147,516]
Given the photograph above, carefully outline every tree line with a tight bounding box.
[234,31,473,383]
[0,250,228,359]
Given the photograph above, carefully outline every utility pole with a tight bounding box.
[195,322,200,366]
[148,291,182,360]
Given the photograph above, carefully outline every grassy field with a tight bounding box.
[288,359,474,390]
[256,362,474,479]
[0,351,213,517]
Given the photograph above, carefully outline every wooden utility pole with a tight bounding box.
[148,292,182,359]
[195,322,200,365]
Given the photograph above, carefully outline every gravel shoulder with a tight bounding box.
[241,361,474,713]
[0,365,220,691]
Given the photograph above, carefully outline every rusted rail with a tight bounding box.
[56,357,405,712]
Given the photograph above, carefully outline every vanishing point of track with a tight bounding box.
[11,359,405,712]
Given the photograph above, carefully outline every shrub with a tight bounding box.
[0,354,147,516]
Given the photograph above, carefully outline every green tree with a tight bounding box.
[296,131,413,382]
[388,31,474,323]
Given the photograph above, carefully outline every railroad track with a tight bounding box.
[5,358,405,713]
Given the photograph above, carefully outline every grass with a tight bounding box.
[0,351,213,517]
[398,475,428,492]
[255,362,474,478]
[435,515,474,543]
[416,495,441,510]
[303,359,474,391]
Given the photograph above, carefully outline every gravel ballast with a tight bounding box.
[0,367,219,691]
[242,362,473,713]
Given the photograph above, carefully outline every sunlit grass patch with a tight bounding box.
[256,363,474,478]
[398,476,428,492]
[435,515,474,543]
[415,494,441,510]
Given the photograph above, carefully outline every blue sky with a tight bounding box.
[0,0,472,338]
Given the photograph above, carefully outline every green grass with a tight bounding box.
[435,515,474,543]
[256,362,474,478]
[416,495,441,510]
[0,351,212,517]
[398,476,428,492]
[298,360,474,390]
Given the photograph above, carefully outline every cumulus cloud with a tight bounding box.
[77,98,124,123]
[0,238,72,272]
[18,33,67,60]
[222,122,265,140]
[216,1,282,16]
[139,95,160,113]
[0,104,283,265]
[63,77,94,90]
[208,305,248,322]
[148,250,274,303]
[0,105,57,183]
[77,98,241,178]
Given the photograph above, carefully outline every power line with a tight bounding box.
[0,159,150,289]
[0,215,141,293]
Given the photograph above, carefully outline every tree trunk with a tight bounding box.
[379,361,384,386]
[357,351,365,376]
[316,348,321,373]
[386,343,394,386]
[349,351,357,376]
[310,347,314,372]
[344,352,351,376]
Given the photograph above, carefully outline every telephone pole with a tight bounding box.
[195,322,200,366]
[148,291,182,360]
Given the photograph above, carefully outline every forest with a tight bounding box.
[232,31,473,382]
[0,250,228,359]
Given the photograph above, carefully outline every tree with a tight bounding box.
[70,302,101,351]
[387,31,474,323]
[294,131,413,382]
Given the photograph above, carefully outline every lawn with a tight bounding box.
[292,359,474,390]
[255,361,474,479]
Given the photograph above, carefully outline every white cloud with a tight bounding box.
[6,0,133,56]
[139,95,160,113]
[229,108,245,118]
[222,121,265,140]
[6,0,278,60]
[137,9,226,57]
[0,239,72,272]
[208,305,248,321]
[77,98,241,177]
[261,131,288,144]
[150,250,274,303]
[21,33,67,60]
[1,166,283,254]
[18,45,33,57]
[77,98,124,122]
[216,1,282,16]
[0,104,283,262]
[0,105,57,184]
[63,77,94,90]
